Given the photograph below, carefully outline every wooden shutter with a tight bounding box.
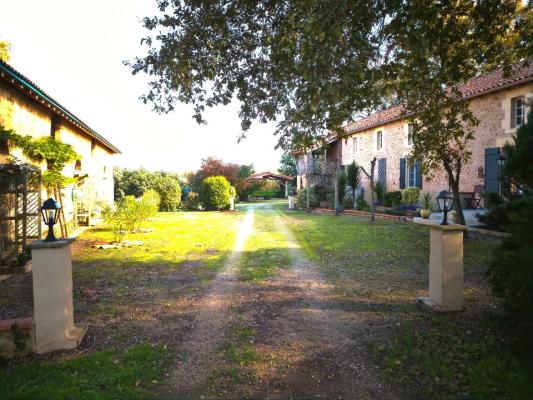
[399,158,406,189]
[415,161,423,189]
[485,147,500,194]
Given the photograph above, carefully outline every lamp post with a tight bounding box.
[40,198,61,242]
[436,191,454,225]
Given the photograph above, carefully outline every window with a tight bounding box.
[352,137,357,155]
[407,161,417,188]
[511,97,525,128]
[407,124,414,146]
[376,130,383,150]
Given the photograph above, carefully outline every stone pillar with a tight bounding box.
[229,196,235,211]
[288,195,296,210]
[28,238,87,354]
[417,224,466,311]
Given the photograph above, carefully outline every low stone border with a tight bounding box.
[313,207,411,221]
[467,226,510,238]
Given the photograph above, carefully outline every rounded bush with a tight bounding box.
[201,176,231,210]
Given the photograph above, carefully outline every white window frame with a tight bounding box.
[511,97,526,128]
[406,124,414,147]
[406,158,419,188]
[376,130,384,151]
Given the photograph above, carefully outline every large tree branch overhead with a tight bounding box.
[128,0,532,153]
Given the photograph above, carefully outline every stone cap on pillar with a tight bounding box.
[27,238,76,249]
[413,218,467,231]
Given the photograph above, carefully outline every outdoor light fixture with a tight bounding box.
[41,197,61,242]
[436,191,454,226]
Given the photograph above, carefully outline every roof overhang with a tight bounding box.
[0,60,120,154]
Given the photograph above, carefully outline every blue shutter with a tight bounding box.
[485,147,500,194]
[415,161,423,189]
[399,158,406,189]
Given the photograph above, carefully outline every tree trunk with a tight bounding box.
[449,176,466,226]
[306,151,311,213]
[360,157,377,223]
[444,168,466,226]
[352,188,356,209]
[334,166,339,215]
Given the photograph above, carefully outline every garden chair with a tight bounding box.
[465,185,484,209]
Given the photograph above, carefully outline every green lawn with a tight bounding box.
[237,205,292,282]
[0,209,246,399]
[0,344,168,400]
[282,208,532,400]
[1,203,530,399]
[73,210,244,325]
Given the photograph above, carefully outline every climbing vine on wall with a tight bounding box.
[0,125,80,191]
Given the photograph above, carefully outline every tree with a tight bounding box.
[279,153,297,193]
[199,157,225,178]
[0,41,11,62]
[113,168,181,211]
[346,161,361,209]
[388,1,531,225]
[130,1,531,207]
[360,158,377,222]
[278,154,297,177]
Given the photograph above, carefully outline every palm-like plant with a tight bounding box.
[421,192,432,210]
[346,161,361,209]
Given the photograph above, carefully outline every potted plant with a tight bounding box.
[420,192,432,219]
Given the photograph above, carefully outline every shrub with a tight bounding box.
[183,191,201,210]
[201,176,231,210]
[488,197,533,357]
[375,181,386,204]
[296,187,317,209]
[401,187,420,205]
[114,168,181,211]
[356,196,370,211]
[152,174,181,211]
[313,185,330,202]
[487,109,533,358]
[384,190,402,207]
[337,171,347,204]
[102,199,132,243]
[134,190,160,229]
[342,194,354,209]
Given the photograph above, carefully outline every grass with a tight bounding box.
[281,208,531,399]
[374,315,533,400]
[0,344,169,400]
[72,211,244,323]
[237,207,292,282]
[209,317,259,394]
[0,209,246,399]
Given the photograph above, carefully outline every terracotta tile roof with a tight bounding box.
[0,59,120,153]
[344,63,533,135]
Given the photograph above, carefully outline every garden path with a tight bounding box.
[157,203,395,399]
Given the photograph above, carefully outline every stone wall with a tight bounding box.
[0,82,116,223]
[340,81,533,203]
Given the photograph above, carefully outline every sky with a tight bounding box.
[0,0,283,173]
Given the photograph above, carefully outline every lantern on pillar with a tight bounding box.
[436,191,454,226]
[41,198,61,242]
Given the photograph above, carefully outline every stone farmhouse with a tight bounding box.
[295,64,533,205]
[0,59,120,224]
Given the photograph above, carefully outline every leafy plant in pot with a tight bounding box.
[420,192,432,219]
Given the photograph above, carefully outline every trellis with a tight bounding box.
[0,162,42,265]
